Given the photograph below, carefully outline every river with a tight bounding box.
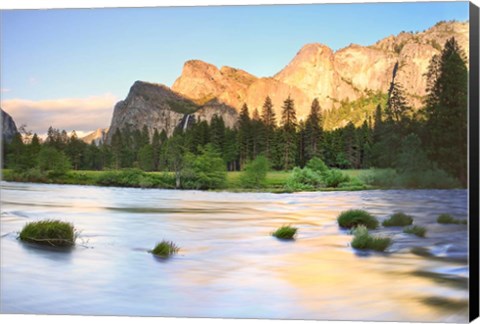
[0,181,469,321]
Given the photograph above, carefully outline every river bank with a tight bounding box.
[1,169,374,193]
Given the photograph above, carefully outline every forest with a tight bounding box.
[2,37,468,191]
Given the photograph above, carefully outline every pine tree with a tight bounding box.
[260,96,277,160]
[304,98,323,161]
[237,104,251,169]
[280,96,297,170]
[423,37,468,184]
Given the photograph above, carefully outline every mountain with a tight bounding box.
[1,108,19,143]
[106,21,469,138]
[82,128,109,145]
[106,81,237,143]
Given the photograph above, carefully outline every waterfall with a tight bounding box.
[183,115,190,132]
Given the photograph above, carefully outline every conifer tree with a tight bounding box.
[280,96,297,170]
[260,96,277,160]
[237,103,251,169]
[304,98,323,161]
[423,37,468,184]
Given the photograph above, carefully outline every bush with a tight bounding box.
[337,209,379,229]
[437,213,467,225]
[19,220,76,247]
[323,169,350,188]
[382,212,414,227]
[272,225,297,240]
[403,225,427,237]
[351,225,391,252]
[181,145,227,190]
[284,167,324,191]
[240,155,269,188]
[360,169,397,188]
[97,169,144,187]
[150,240,180,258]
[37,146,71,176]
[306,157,329,175]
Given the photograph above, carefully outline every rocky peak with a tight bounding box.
[1,108,19,143]
[81,127,109,145]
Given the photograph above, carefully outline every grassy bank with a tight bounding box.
[1,168,374,192]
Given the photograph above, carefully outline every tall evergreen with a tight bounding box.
[237,104,251,169]
[260,96,277,160]
[423,37,468,184]
[280,96,297,170]
[304,98,323,161]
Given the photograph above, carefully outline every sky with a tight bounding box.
[0,1,470,136]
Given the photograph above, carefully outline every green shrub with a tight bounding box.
[351,225,391,251]
[97,169,144,187]
[272,225,297,240]
[284,167,324,191]
[337,209,379,229]
[240,155,270,188]
[403,225,427,237]
[181,145,227,190]
[382,212,414,227]
[360,169,397,188]
[37,146,71,176]
[324,169,350,188]
[150,240,180,258]
[306,157,329,175]
[437,214,467,225]
[19,220,76,247]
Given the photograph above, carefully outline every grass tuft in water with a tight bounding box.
[272,225,297,240]
[382,212,414,227]
[19,219,76,247]
[150,240,180,258]
[403,225,427,237]
[337,209,379,229]
[437,213,467,225]
[351,225,391,251]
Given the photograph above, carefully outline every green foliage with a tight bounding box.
[351,225,391,252]
[166,99,198,114]
[239,155,270,188]
[403,225,427,238]
[19,220,76,247]
[323,169,350,188]
[272,225,297,240]
[37,146,71,176]
[382,212,414,227]
[337,209,379,229]
[150,240,180,258]
[423,37,468,185]
[284,167,324,191]
[437,213,467,225]
[306,157,329,175]
[97,168,144,187]
[138,144,154,171]
[181,144,227,190]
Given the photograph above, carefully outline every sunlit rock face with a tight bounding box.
[1,108,19,143]
[172,21,468,117]
[106,21,468,136]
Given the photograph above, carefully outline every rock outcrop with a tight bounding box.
[106,21,468,137]
[82,128,109,145]
[1,108,19,143]
[172,21,469,119]
[106,81,238,143]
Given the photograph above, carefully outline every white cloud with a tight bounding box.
[1,93,117,135]
[1,88,12,93]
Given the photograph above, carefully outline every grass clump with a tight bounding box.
[403,225,427,238]
[382,212,414,227]
[437,213,467,225]
[351,225,391,252]
[337,209,379,229]
[272,225,297,240]
[19,219,76,247]
[150,240,180,258]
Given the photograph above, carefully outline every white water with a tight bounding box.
[0,182,469,321]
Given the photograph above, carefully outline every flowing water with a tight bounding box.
[0,181,469,321]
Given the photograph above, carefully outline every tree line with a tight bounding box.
[2,37,468,187]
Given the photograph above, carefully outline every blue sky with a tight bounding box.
[0,1,470,134]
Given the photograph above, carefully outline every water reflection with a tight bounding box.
[0,182,469,321]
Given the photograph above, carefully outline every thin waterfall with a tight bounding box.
[183,114,190,132]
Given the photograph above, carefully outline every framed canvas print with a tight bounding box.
[0,0,479,324]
